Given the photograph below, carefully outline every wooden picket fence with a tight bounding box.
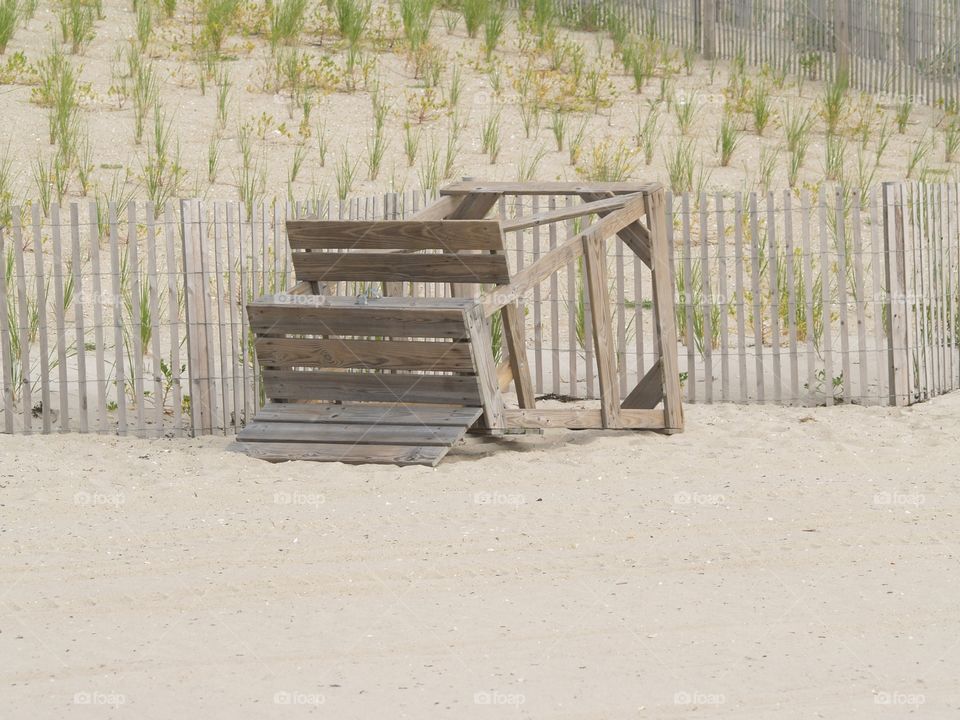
[549,0,960,108]
[0,183,957,437]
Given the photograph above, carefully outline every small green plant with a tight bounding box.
[0,0,19,55]
[199,0,240,54]
[758,145,778,192]
[403,121,420,166]
[824,133,846,181]
[944,121,960,163]
[58,0,95,54]
[335,0,370,47]
[480,109,501,163]
[783,103,814,154]
[895,97,912,133]
[135,0,151,52]
[567,117,587,165]
[482,2,505,60]
[820,72,847,136]
[207,132,220,182]
[577,138,637,181]
[674,92,698,135]
[907,131,931,178]
[269,0,307,50]
[751,82,773,135]
[518,144,547,182]
[461,0,485,37]
[874,115,893,164]
[215,65,230,130]
[399,0,434,51]
[334,147,359,200]
[635,103,661,165]
[666,139,695,192]
[549,108,566,151]
[366,124,387,180]
[131,55,158,145]
[716,113,741,167]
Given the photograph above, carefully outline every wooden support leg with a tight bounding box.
[501,302,535,408]
[448,192,502,299]
[582,233,622,429]
[465,306,506,430]
[645,189,684,433]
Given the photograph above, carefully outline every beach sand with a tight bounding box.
[1,395,959,718]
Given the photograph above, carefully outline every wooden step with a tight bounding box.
[233,403,482,467]
[254,403,483,426]
[230,441,449,467]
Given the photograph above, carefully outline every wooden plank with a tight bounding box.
[255,402,482,426]
[645,188,684,432]
[782,191,799,402]
[181,200,210,434]
[621,359,663,409]
[254,336,475,372]
[232,441,448,466]
[749,193,764,402]
[532,195,543,393]
[69,204,88,432]
[716,194,729,401]
[700,194,713,403]
[582,232,622,428]
[225,203,243,430]
[13,210,33,432]
[614,205,626,396]
[247,300,470,339]
[503,408,665,430]
[291,252,510,285]
[464,305,505,428]
[818,187,833,405]
[882,183,909,406]
[681,193,695,402]
[501,301,535,408]
[800,190,816,404]
[851,191,869,402]
[262,369,483,405]
[107,203,127,432]
[145,204,164,434]
[441,181,659,196]
[0,225,14,433]
[734,193,748,401]
[869,188,886,404]
[197,201,220,431]
[766,192,782,403]
[566,197,577,396]
[212,202,231,433]
[163,204,184,435]
[500,195,630,232]
[549,196,560,396]
[834,190,851,403]
[287,220,505,251]
[50,204,69,431]
[238,421,466,445]
[126,202,146,433]
[402,194,462,221]
[30,205,51,432]
[88,202,106,431]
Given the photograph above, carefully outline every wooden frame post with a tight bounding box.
[645,188,685,433]
[883,182,910,406]
[582,233,622,428]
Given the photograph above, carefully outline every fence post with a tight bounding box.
[834,0,850,82]
[882,183,909,406]
[701,0,715,59]
[181,199,213,435]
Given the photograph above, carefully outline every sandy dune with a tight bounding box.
[2,396,959,718]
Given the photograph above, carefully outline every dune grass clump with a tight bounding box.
[269,0,307,51]
[666,138,695,192]
[480,109,501,163]
[461,0,484,37]
[58,0,96,54]
[334,0,369,47]
[0,0,20,55]
[716,113,740,167]
[399,0,435,52]
[578,138,637,182]
[199,0,240,55]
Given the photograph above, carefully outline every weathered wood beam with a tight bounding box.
[503,408,665,430]
[580,191,652,266]
[645,188,685,433]
[500,194,634,233]
[476,193,647,317]
[501,302,535,408]
[441,181,661,196]
[582,230,622,428]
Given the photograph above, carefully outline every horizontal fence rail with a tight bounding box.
[544,0,960,108]
[0,183,957,437]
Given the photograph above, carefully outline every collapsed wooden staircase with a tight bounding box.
[233,182,684,467]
